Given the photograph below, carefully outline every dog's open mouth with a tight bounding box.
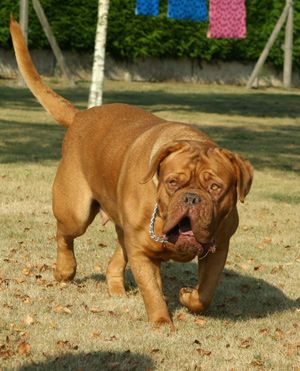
[163,216,215,256]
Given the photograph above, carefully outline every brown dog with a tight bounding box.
[10,16,253,324]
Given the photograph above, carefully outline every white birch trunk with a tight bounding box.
[88,0,110,108]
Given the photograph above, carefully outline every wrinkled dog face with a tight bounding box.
[143,141,253,256]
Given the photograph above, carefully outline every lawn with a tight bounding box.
[0,78,299,370]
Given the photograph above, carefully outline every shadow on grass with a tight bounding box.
[20,350,155,371]
[103,89,300,119]
[1,85,299,173]
[77,263,299,322]
[163,262,300,321]
[2,84,299,118]
[0,118,65,163]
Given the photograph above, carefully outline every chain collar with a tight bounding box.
[149,203,168,243]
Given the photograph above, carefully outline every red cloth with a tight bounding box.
[208,0,246,39]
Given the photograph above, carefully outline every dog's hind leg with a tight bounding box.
[106,226,128,295]
[53,163,99,282]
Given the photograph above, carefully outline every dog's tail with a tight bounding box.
[9,15,79,128]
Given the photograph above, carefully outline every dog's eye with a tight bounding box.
[169,180,178,187]
[211,184,219,191]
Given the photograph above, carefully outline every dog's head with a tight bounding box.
[142,140,253,256]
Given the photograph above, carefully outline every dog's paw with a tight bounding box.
[54,266,76,282]
[108,285,127,296]
[179,287,209,313]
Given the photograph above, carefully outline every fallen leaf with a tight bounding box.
[90,307,104,314]
[194,317,206,326]
[62,307,74,315]
[271,265,283,274]
[49,322,56,328]
[107,335,118,341]
[231,310,242,316]
[91,333,102,338]
[196,349,211,356]
[241,284,251,293]
[240,337,252,348]
[24,314,35,326]
[21,295,34,304]
[257,244,266,250]
[177,313,186,321]
[286,329,295,335]
[94,265,102,271]
[225,296,238,303]
[53,305,64,312]
[264,237,271,243]
[259,329,270,335]
[36,278,48,286]
[17,342,31,355]
[276,328,285,339]
[21,332,30,340]
[12,327,25,332]
[57,340,72,349]
[0,346,14,359]
[254,264,264,271]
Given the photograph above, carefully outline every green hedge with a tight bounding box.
[1,0,300,70]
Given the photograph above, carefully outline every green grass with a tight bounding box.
[0,79,300,370]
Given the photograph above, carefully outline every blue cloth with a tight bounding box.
[168,0,208,21]
[135,0,160,17]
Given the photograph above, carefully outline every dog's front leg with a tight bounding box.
[179,241,229,313]
[127,247,171,324]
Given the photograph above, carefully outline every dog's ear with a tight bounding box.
[141,141,191,184]
[220,149,253,203]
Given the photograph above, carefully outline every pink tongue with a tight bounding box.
[179,229,194,236]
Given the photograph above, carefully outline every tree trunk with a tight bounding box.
[88,0,110,108]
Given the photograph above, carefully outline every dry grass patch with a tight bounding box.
[0,79,299,370]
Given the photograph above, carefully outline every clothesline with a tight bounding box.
[135,0,246,39]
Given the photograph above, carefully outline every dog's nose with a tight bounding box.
[182,193,201,207]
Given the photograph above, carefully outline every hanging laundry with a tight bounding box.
[135,0,160,17]
[208,0,246,39]
[168,0,208,21]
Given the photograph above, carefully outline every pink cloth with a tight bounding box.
[208,0,246,39]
